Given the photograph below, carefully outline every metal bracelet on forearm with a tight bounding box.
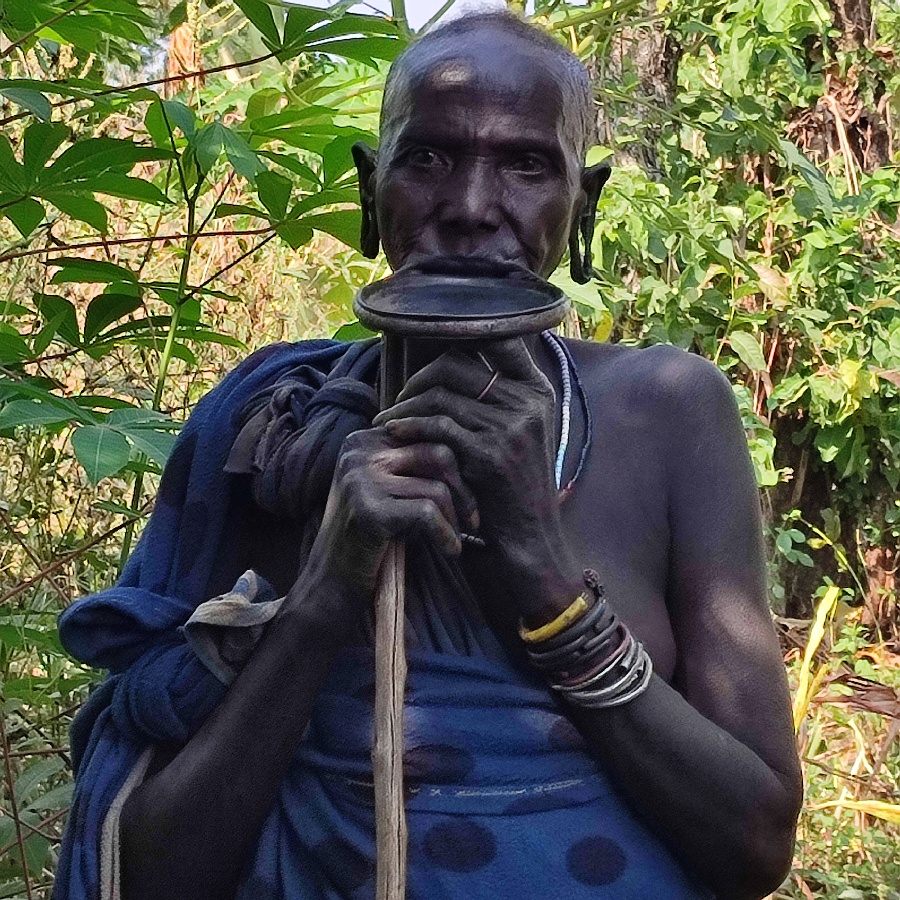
[354,257,569,900]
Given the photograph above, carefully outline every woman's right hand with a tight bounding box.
[301,427,480,602]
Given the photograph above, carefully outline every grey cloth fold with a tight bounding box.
[182,570,283,685]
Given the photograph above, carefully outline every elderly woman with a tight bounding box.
[54,12,801,900]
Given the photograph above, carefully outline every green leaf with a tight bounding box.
[215,203,267,218]
[35,294,80,345]
[321,134,361,186]
[246,88,282,122]
[193,123,225,174]
[0,133,25,191]
[4,197,44,236]
[0,331,30,364]
[255,170,291,219]
[233,0,280,44]
[275,220,313,249]
[71,424,131,481]
[333,320,376,342]
[222,128,264,181]
[122,427,177,466]
[22,121,68,180]
[91,174,170,204]
[0,87,51,121]
[161,100,196,139]
[45,192,108,232]
[83,293,142,343]
[299,210,361,251]
[24,781,74,813]
[14,758,64,806]
[282,5,329,47]
[815,423,852,464]
[167,0,187,31]
[50,258,137,284]
[728,331,767,372]
[779,139,835,218]
[0,400,77,429]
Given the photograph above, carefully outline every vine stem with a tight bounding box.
[0,712,34,900]
[0,51,279,129]
[0,504,150,608]
[119,106,204,571]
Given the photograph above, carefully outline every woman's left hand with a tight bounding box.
[372,337,582,620]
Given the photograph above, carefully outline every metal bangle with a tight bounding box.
[554,627,632,688]
[562,644,654,709]
[554,636,641,698]
[527,592,610,654]
[525,609,618,671]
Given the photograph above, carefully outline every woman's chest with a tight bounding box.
[556,404,678,680]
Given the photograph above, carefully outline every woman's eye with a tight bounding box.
[406,148,447,169]
[508,155,548,176]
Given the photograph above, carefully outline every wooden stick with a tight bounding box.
[374,331,408,899]
[373,540,408,900]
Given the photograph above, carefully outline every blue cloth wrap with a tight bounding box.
[54,339,712,899]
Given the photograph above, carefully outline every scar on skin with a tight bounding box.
[426,60,475,88]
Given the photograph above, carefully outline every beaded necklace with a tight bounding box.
[541,330,592,494]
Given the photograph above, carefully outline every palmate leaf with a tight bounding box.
[0,87,51,121]
[83,293,142,343]
[4,197,44,236]
[71,424,131,482]
[44,191,108,231]
[22,122,69,180]
[298,210,361,251]
[0,399,78,430]
[50,257,137,284]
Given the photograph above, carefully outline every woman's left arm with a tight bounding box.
[569,352,802,900]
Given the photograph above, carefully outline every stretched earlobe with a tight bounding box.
[352,142,380,259]
[569,224,588,284]
[569,162,612,284]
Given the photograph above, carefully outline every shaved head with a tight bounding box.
[380,12,595,161]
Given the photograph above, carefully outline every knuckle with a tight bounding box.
[432,443,455,469]
[420,500,442,528]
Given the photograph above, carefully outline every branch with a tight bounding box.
[0,51,278,129]
[0,502,152,608]
[0,0,95,60]
[181,231,277,305]
[0,508,70,605]
[0,227,274,264]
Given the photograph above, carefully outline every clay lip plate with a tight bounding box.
[355,269,569,338]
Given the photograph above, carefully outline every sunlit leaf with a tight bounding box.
[0,87,51,121]
[71,424,131,482]
[728,331,767,372]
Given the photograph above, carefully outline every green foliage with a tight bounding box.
[0,0,897,895]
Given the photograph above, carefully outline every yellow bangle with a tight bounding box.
[519,593,590,644]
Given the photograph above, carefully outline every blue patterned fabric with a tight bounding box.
[54,339,713,899]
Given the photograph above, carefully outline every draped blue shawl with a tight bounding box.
[53,339,713,899]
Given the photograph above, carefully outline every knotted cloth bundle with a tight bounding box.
[53,338,712,900]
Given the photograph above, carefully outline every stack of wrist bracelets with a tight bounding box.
[519,569,653,708]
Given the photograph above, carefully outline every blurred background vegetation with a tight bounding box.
[0,0,897,896]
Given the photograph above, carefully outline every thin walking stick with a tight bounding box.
[356,260,569,900]
[373,332,409,900]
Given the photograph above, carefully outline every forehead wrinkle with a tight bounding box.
[380,52,570,161]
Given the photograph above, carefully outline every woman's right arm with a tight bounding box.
[119,427,475,900]
[119,564,360,900]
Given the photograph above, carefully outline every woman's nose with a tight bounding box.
[437,158,502,235]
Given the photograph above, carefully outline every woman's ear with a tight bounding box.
[352,142,380,259]
[569,162,612,284]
